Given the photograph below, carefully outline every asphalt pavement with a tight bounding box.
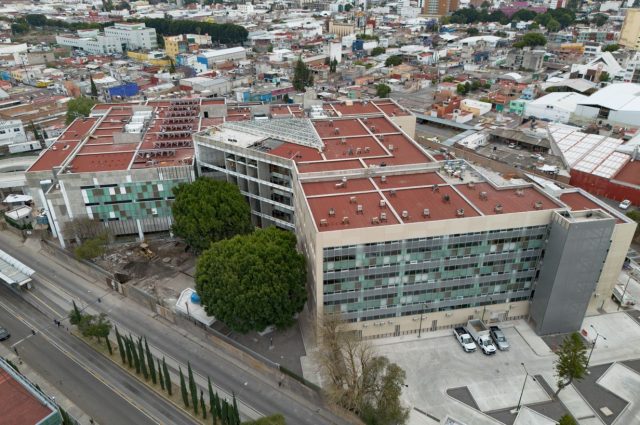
[0,234,351,425]
[0,285,196,425]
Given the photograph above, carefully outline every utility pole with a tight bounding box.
[586,325,606,369]
[418,302,429,338]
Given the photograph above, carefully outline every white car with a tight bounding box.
[619,199,632,210]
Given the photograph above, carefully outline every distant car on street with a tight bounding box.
[489,326,509,351]
[0,326,10,341]
[619,199,632,210]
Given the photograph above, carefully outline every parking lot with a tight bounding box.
[371,312,640,425]
[374,324,555,425]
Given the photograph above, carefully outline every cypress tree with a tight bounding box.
[221,400,228,425]
[115,327,126,364]
[157,358,165,390]
[232,392,239,425]
[163,357,172,396]
[90,75,98,98]
[130,336,140,374]
[145,338,156,384]
[214,393,222,423]
[180,366,189,407]
[138,338,148,380]
[105,335,113,355]
[188,362,198,415]
[71,300,81,322]
[125,337,133,368]
[208,377,215,415]
[200,390,206,419]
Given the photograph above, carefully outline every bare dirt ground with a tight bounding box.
[97,239,196,302]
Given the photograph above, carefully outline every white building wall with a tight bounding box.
[0,120,27,147]
[524,103,572,123]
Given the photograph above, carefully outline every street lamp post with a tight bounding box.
[586,325,607,369]
[617,274,632,312]
[516,362,534,412]
[481,296,493,322]
[417,302,429,338]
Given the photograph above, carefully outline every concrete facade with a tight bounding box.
[619,9,640,51]
[530,210,615,335]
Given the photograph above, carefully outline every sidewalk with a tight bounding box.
[0,343,94,425]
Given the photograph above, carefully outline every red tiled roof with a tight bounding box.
[28,141,80,172]
[303,177,376,196]
[0,368,54,425]
[69,152,134,172]
[560,191,603,211]
[456,182,560,215]
[613,161,640,186]
[296,159,364,173]
[268,143,324,162]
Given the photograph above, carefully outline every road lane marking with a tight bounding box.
[0,297,179,425]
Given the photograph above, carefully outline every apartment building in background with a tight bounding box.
[619,8,640,51]
[423,0,459,16]
[194,99,634,340]
[104,22,158,51]
[55,30,123,55]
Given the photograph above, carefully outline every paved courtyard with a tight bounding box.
[369,312,640,425]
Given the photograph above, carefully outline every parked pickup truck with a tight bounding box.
[489,325,510,351]
[612,284,636,307]
[453,327,477,352]
[467,320,496,355]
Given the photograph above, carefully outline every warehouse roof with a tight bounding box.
[548,123,630,179]
[578,83,640,111]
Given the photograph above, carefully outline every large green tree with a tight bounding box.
[554,332,588,396]
[196,227,306,333]
[385,55,402,67]
[171,178,252,253]
[65,97,96,124]
[376,84,391,98]
[292,58,314,91]
[25,14,47,27]
[514,32,547,48]
[360,357,409,425]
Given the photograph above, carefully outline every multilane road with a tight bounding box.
[0,234,349,425]
[0,284,196,425]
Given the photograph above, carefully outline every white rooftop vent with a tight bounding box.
[320,219,328,226]
[350,196,357,204]
[467,182,475,190]
[328,208,336,216]
[379,200,386,208]
[380,212,387,221]
[494,204,503,213]
[342,216,350,224]
[456,208,465,217]
[388,144,394,151]
[357,204,364,214]
[371,216,380,224]
[401,210,409,218]
[381,175,387,183]
[534,201,543,210]
[479,191,488,200]
[423,208,430,217]
[515,188,525,197]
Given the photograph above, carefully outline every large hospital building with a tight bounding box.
[194,99,634,338]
